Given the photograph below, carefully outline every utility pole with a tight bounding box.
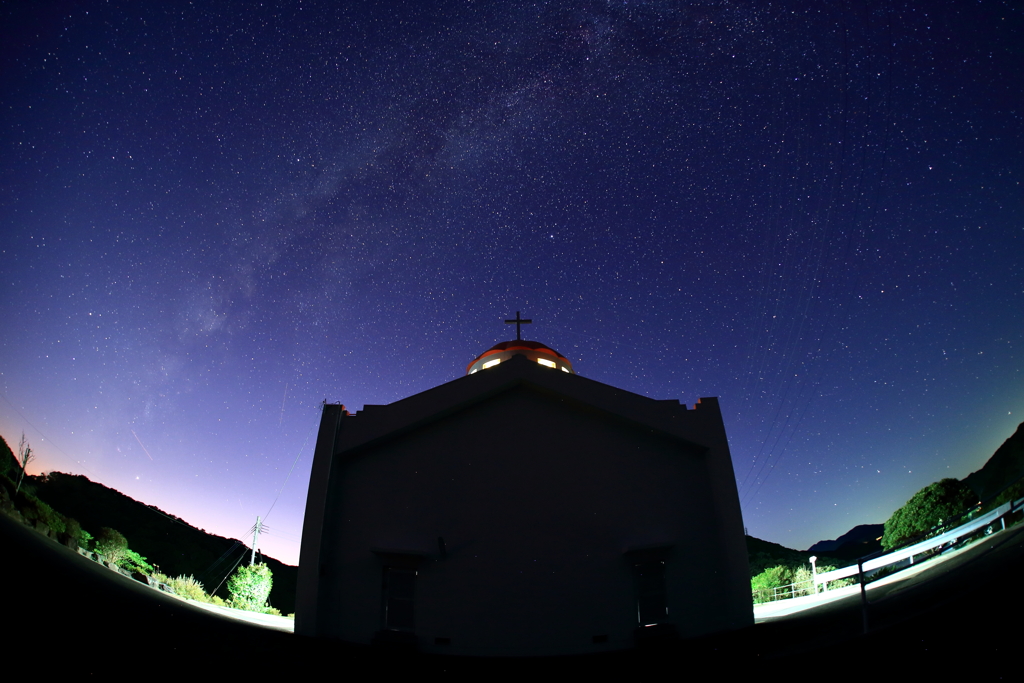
[250,516,262,565]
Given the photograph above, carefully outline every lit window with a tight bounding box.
[537,358,556,368]
[482,358,501,369]
[561,366,570,373]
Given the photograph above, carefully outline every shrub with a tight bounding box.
[95,527,129,564]
[168,575,209,602]
[227,563,274,613]
[814,564,855,590]
[44,508,67,536]
[119,548,154,575]
[751,565,794,603]
[64,517,82,543]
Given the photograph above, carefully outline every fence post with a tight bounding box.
[858,559,869,634]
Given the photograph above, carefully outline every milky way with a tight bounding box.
[2,1,1021,563]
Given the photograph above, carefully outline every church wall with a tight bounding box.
[314,385,748,655]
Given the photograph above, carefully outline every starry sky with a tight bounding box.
[2,1,1021,565]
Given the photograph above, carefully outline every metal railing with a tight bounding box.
[752,577,815,604]
[752,495,1024,608]
[814,497,1024,591]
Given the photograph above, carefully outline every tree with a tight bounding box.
[227,562,274,613]
[750,565,794,603]
[881,478,976,550]
[120,548,154,575]
[15,432,34,495]
[95,527,129,564]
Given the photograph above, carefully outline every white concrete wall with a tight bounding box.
[314,386,746,655]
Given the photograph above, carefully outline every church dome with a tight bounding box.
[466,340,575,375]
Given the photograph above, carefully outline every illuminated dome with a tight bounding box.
[466,340,575,375]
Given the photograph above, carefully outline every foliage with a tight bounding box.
[752,562,859,604]
[46,509,67,536]
[227,563,274,613]
[95,527,129,564]
[792,566,814,592]
[17,466,298,614]
[119,548,154,575]
[79,528,94,550]
[64,517,83,542]
[0,434,14,478]
[814,564,856,590]
[17,492,66,534]
[881,478,977,550]
[168,575,209,602]
[751,565,794,603]
[989,475,1024,511]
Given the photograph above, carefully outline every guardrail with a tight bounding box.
[753,496,1024,609]
[814,496,1024,590]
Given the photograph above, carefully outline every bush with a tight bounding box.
[227,563,274,613]
[16,493,66,534]
[813,564,856,591]
[751,565,794,603]
[119,548,153,575]
[168,575,209,602]
[64,517,83,543]
[95,527,128,564]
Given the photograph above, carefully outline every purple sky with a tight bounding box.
[2,1,1021,565]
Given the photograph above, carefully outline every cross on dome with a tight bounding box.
[467,313,574,375]
[504,311,532,340]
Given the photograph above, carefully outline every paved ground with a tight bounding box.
[4,509,1024,675]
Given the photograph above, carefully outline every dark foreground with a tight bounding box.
[4,512,1022,676]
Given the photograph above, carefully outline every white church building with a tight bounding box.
[296,332,751,656]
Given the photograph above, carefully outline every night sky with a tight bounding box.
[2,1,1021,565]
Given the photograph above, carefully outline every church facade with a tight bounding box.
[296,339,751,656]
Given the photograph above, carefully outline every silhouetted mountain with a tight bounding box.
[806,523,884,560]
[964,421,1024,503]
[746,535,846,575]
[29,471,296,613]
[0,434,20,480]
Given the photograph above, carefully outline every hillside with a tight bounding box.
[807,523,884,560]
[27,470,297,613]
[745,535,845,576]
[964,421,1024,504]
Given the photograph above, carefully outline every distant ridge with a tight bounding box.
[746,535,844,575]
[964,421,1024,502]
[806,523,884,560]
